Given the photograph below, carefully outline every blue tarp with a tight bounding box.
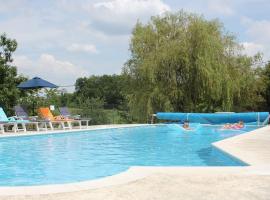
[156,112,269,124]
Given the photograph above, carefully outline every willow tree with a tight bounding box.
[123,11,260,122]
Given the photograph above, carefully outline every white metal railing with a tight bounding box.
[262,115,270,126]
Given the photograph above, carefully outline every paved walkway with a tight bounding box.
[1,168,270,200]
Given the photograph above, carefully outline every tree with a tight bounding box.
[123,11,262,122]
[0,33,26,115]
[262,61,270,111]
[75,75,126,109]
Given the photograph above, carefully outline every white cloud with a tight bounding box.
[241,17,270,60]
[0,0,27,13]
[87,0,171,35]
[242,18,270,44]
[56,0,170,35]
[207,0,234,16]
[67,43,98,54]
[13,54,89,88]
[241,42,264,56]
[93,0,170,15]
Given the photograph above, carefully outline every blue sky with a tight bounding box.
[0,0,270,89]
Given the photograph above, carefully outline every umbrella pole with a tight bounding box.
[32,89,38,116]
[32,101,35,116]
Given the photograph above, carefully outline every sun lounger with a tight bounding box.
[14,105,50,131]
[59,107,90,128]
[38,107,80,130]
[0,107,28,133]
[59,107,80,119]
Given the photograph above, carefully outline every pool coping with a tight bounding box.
[0,124,269,196]
[0,124,150,138]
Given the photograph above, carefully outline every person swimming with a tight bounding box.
[222,121,244,130]
[183,120,192,130]
[222,123,232,129]
[231,121,244,129]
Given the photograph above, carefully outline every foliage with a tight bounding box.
[261,62,270,111]
[0,33,26,115]
[75,75,126,109]
[123,11,265,122]
[72,97,109,124]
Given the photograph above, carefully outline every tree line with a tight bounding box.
[1,11,270,123]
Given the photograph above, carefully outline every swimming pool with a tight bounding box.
[0,125,257,186]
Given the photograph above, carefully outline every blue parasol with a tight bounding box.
[17,77,58,89]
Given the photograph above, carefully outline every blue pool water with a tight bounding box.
[0,125,257,186]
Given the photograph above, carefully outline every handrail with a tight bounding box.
[258,112,260,126]
[262,115,270,126]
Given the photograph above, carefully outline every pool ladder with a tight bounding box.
[261,115,270,126]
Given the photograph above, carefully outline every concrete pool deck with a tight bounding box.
[213,125,270,166]
[0,124,269,199]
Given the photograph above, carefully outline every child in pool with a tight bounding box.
[183,120,192,130]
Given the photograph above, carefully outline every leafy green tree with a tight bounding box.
[73,75,132,124]
[123,11,263,122]
[0,33,26,115]
[75,75,126,109]
[261,61,270,111]
[75,97,109,124]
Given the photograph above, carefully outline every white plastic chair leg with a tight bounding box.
[0,124,4,134]
[22,123,26,132]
